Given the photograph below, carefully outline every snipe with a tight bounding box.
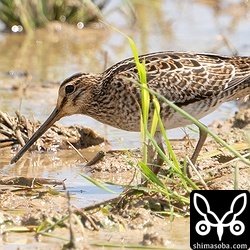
[11,51,250,172]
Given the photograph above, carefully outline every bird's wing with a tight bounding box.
[103,52,250,103]
[142,52,250,103]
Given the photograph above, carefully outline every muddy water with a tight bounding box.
[0,0,250,248]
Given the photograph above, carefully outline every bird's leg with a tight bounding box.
[146,126,208,179]
[141,131,165,185]
[190,126,208,164]
[187,125,208,177]
[149,131,165,175]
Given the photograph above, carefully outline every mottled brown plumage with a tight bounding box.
[11,51,250,167]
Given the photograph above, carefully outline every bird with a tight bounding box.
[11,51,250,174]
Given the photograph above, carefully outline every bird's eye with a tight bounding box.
[65,84,75,94]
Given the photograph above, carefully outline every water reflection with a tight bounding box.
[105,0,250,54]
[0,28,110,81]
[0,1,249,83]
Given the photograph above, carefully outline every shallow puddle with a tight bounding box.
[1,147,124,208]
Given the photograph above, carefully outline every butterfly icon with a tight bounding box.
[193,193,247,241]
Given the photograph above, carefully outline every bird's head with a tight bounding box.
[56,72,100,117]
[11,73,100,164]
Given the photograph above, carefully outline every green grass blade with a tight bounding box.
[79,173,118,194]
[150,95,160,137]
[138,161,165,188]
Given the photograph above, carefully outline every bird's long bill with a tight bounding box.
[10,108,62,164]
